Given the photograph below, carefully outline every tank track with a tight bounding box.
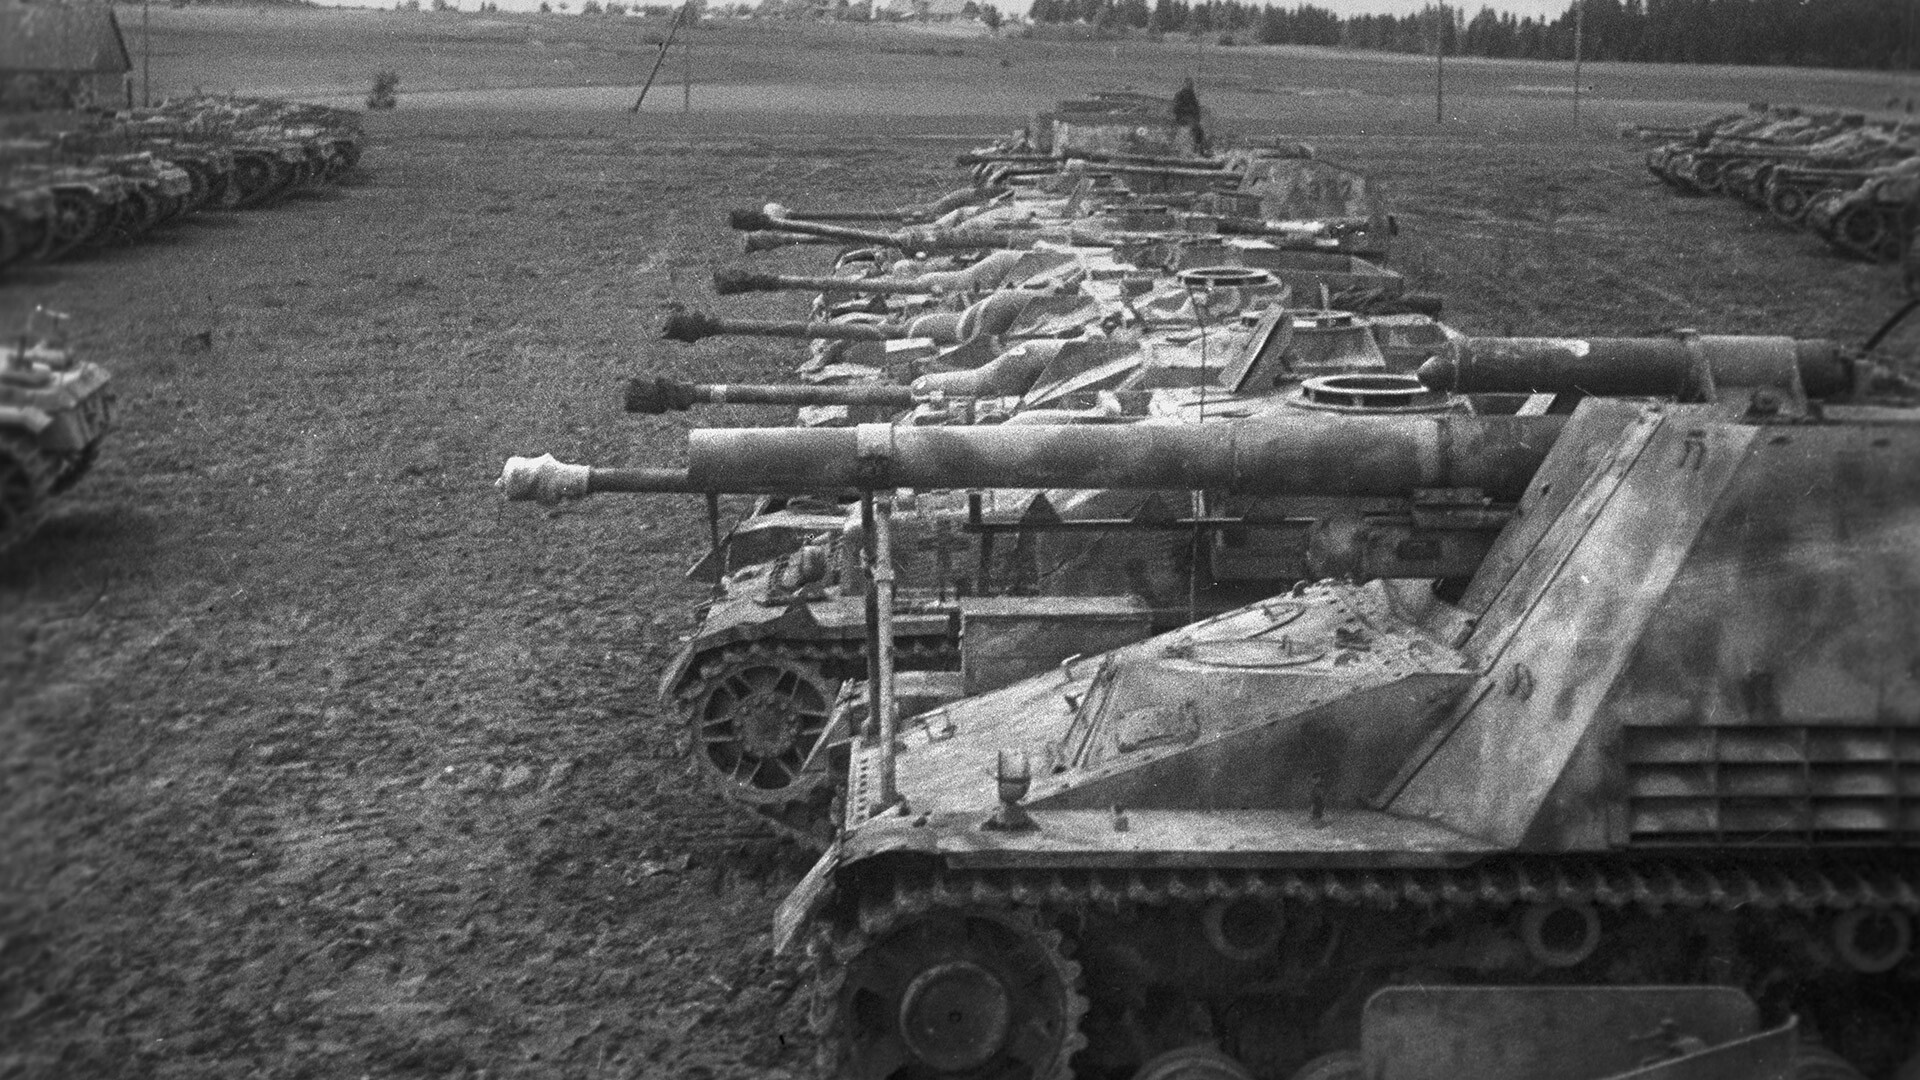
[675,635,960,852]
[806,857,1920,1080]
[839,857,1920,927]
[0,431,58,557]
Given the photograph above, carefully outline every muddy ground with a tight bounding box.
[3,10,1918,1080]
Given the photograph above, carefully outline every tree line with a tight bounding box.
[1023,0,1920,71]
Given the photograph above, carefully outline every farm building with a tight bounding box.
[0,0,133,110]
[878,0,969,22]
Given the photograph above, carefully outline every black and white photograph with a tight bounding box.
[3,0,1918,1076]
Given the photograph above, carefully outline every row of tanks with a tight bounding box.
[1632,103,1919,268]
[0,95,365,275]
[633,108,1436,846]
[506,92,1920,1080]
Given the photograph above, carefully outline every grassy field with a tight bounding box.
[3,8,1917,1079]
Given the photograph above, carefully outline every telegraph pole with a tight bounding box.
[631,0,690,113]
[1571,0,1585,124]
[142,0,151,107]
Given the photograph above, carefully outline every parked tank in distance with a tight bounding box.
[0,314,113,554]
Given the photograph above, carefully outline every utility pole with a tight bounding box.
[1572,0,1585,125]
[142,0,151,107]
[681,24,691,113]
[1434,2,1445,125]
[630,0,689,113]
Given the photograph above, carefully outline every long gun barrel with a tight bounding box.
[499,413,1566,503]
[625,376,918,414]
[1417,335,1855,399]
[661,311,910,344]
[711,268,945,297]
[761,187,991,223]
[729,209,1027,253]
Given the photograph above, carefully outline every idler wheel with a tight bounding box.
[1519,901,1601,968]
[1831,909,1911,974]
[1132,1045,1256,1080]
[686,651,835,802]
[1201,897,1285,962]
[828,907,1086,1080]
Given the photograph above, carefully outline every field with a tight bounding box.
[2,8,1918,1079]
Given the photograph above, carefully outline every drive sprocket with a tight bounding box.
[811,894,1089,1080]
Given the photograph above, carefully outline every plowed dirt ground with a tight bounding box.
[3,9,1916,1079]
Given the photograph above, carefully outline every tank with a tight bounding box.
[1714,125,1914,210]
[0,163,129,261]
[1648,109,1858,194]
[0,314,114,554]
[506,331,1869,849]
[764,367,1920,1080]
[1802,159,1920,263]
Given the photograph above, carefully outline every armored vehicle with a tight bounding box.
[509,331,1919,1078]
[757,346,1918,1080]
[1803,159,1920,263]
[1,317,113,554]
[1647,108,1855,193]
[510,330,1869,847]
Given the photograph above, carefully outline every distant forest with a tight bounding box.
[1022,0,1920,71]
